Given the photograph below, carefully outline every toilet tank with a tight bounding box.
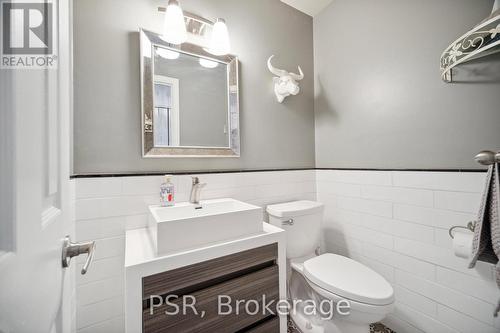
[266,201,324,259]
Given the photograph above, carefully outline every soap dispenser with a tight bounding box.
[160,175,175,207]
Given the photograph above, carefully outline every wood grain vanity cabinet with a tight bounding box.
[142,243,280,333]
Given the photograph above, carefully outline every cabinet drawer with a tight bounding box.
[143,265,279,333]
[242,316,279,333]
[143,243,277,301]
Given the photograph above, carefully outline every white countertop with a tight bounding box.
[125,222,284,268]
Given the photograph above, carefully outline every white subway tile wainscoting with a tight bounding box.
[73,169,499,333]
[317,170,499,333]
[73,170,316,332]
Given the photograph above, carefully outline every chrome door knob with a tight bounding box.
[62,235,96,275]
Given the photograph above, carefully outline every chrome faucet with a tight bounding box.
[189,177,207,205]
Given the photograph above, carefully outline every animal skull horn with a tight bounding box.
[267,55,289,77]
[290,66,304,81]
[267,55,305,103]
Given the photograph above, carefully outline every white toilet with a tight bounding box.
[267,201,394,333]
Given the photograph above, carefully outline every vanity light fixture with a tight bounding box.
[199,58,219,69]
[161,0,187,45]
[208,18,231,56]
[156,48,180,60]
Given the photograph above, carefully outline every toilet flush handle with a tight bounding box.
[282,219,294,226]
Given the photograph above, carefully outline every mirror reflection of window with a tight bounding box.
[154,83,171,146]
[153,76,180,147]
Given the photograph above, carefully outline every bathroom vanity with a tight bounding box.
[124,200,287,333]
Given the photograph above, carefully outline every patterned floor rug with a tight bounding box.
[287,318,395,333]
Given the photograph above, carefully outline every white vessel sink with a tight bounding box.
[148,198,263,255]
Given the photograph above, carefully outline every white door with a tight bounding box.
[0,1,75,332]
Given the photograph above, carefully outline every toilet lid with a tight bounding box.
[266,200,324,218]
[303,254,394,306]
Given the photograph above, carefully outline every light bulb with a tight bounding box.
[156,48,180,60]
[199,58,219,69]
[161,0,187,45]
[208,18,230,56]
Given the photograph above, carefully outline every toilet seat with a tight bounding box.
[305,277,395,316]
[303,254,394,306]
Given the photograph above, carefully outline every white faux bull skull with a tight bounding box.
[267,55,304,103]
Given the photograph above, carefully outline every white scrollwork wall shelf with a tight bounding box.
[440,12,500,82]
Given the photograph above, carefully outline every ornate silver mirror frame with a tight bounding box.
[140,22,240,158]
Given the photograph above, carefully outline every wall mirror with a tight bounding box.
[140,28,240,157]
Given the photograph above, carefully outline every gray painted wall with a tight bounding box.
[155,52,229,147]
[73,0,314,174]
[314,0,500,169]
